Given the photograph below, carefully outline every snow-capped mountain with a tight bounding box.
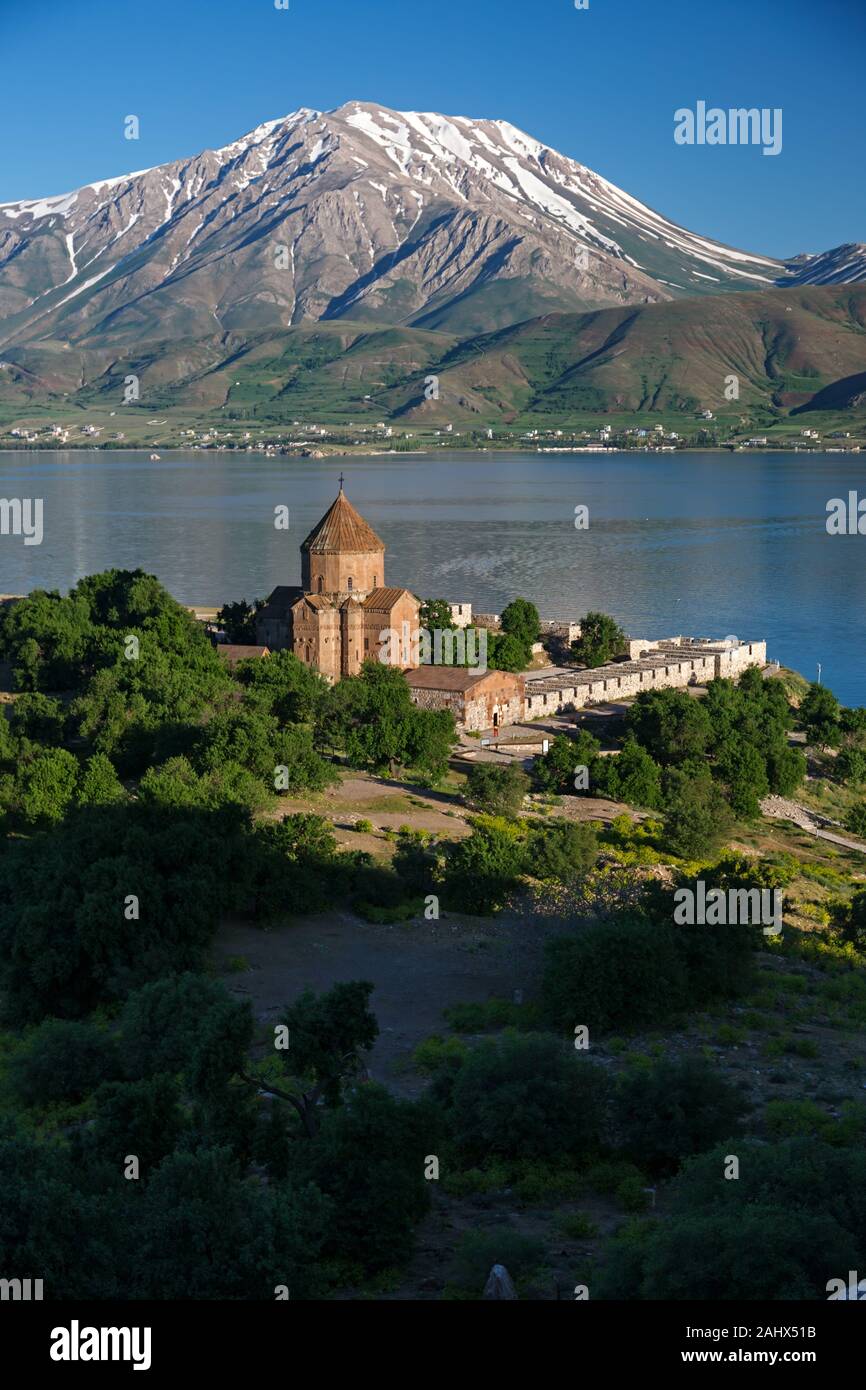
[0,101,860,351]
[781,243,866,287]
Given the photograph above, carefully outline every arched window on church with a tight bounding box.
[317,576,324,594]
[373,574,378,589]
[347,576,353,591]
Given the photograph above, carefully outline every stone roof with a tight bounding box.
[217,645,270,665]
[404,666,522,693]
[301,490,385,555]
[363,587,417,612]
[297,593,336,612]
[259,585,304,618]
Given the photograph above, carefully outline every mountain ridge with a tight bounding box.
[2,100,864,357]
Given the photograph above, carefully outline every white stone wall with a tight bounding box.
[524,643,766,719]
[449,603,473,629]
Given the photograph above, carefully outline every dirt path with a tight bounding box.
[761,795,866,855]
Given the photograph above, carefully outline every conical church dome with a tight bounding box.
[301,489,385,555]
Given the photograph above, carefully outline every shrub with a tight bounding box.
[448,1031,607,1162]
[610,1055,749,1176]
[558,1212,599,1240]
[441,818,526,914]
[528,818,598,883]
[465,763,530,819]
[597,1205,857,1300]
[542,916,689,1033]
[763,1099,833,1139]
[443,998,542,1032]
[9,1019,120,1106]
[450,1228,546,1295]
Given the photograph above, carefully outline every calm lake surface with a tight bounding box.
[1,449,864,705]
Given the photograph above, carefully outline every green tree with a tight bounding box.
[597,1204,856,1301]
[663,765,733,858]
[14,747,79,825]
[77,753,127,806]
[715,740,769,820]
[9,1020,120,1106]
[252,981,379,1137]
[487,630,530,672]
[799,682,841,748]
[837,746,866,787]
[442,817,526,914]
[90,1074,185,1172]
[571,612,626,668]
[319,661,455,778]
[247,814,342,917]
[543,916,689,1033]
[301,1084,431,1273]
[534,730,601,794]
[465,762,530,819]
[529,819,598,882]
[217,597,264,644]
[832,885,866,948]
[765,742,807,796]
[626,688,713,766]
[419,598,457,633]
[120,973,253,1095]
[500,598,540,649]
[7,692,67,743]
[0,804,232,1022]
[236,648,327,724]
[130,1146,329,1299]
[591,738,663,808]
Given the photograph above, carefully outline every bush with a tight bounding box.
[443,998,542,1033]
[597,1205,857,1300]
[542,916,689,1033]
[558,1212,599,1239]
[441,818,526,914]
[528,819,598,883]
[591,739,663,809]
[301,1084,432,1273]
[465,763,529,819]
[534,731,601,794]
[763,1099,833,1139]
[450,1228,545,1295]
[663,766,733,859]
[448,1031,607,1162]
[611,1055,749,1176]
[9,1019,120,1106]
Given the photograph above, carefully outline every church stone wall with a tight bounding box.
[303,548,383,599]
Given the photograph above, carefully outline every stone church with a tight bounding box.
[256,484,420,682]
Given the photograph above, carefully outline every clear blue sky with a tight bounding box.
[2,0,863,257]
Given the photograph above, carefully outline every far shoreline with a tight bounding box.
[1,445,864,458]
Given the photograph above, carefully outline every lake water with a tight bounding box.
[1,449,864,704]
